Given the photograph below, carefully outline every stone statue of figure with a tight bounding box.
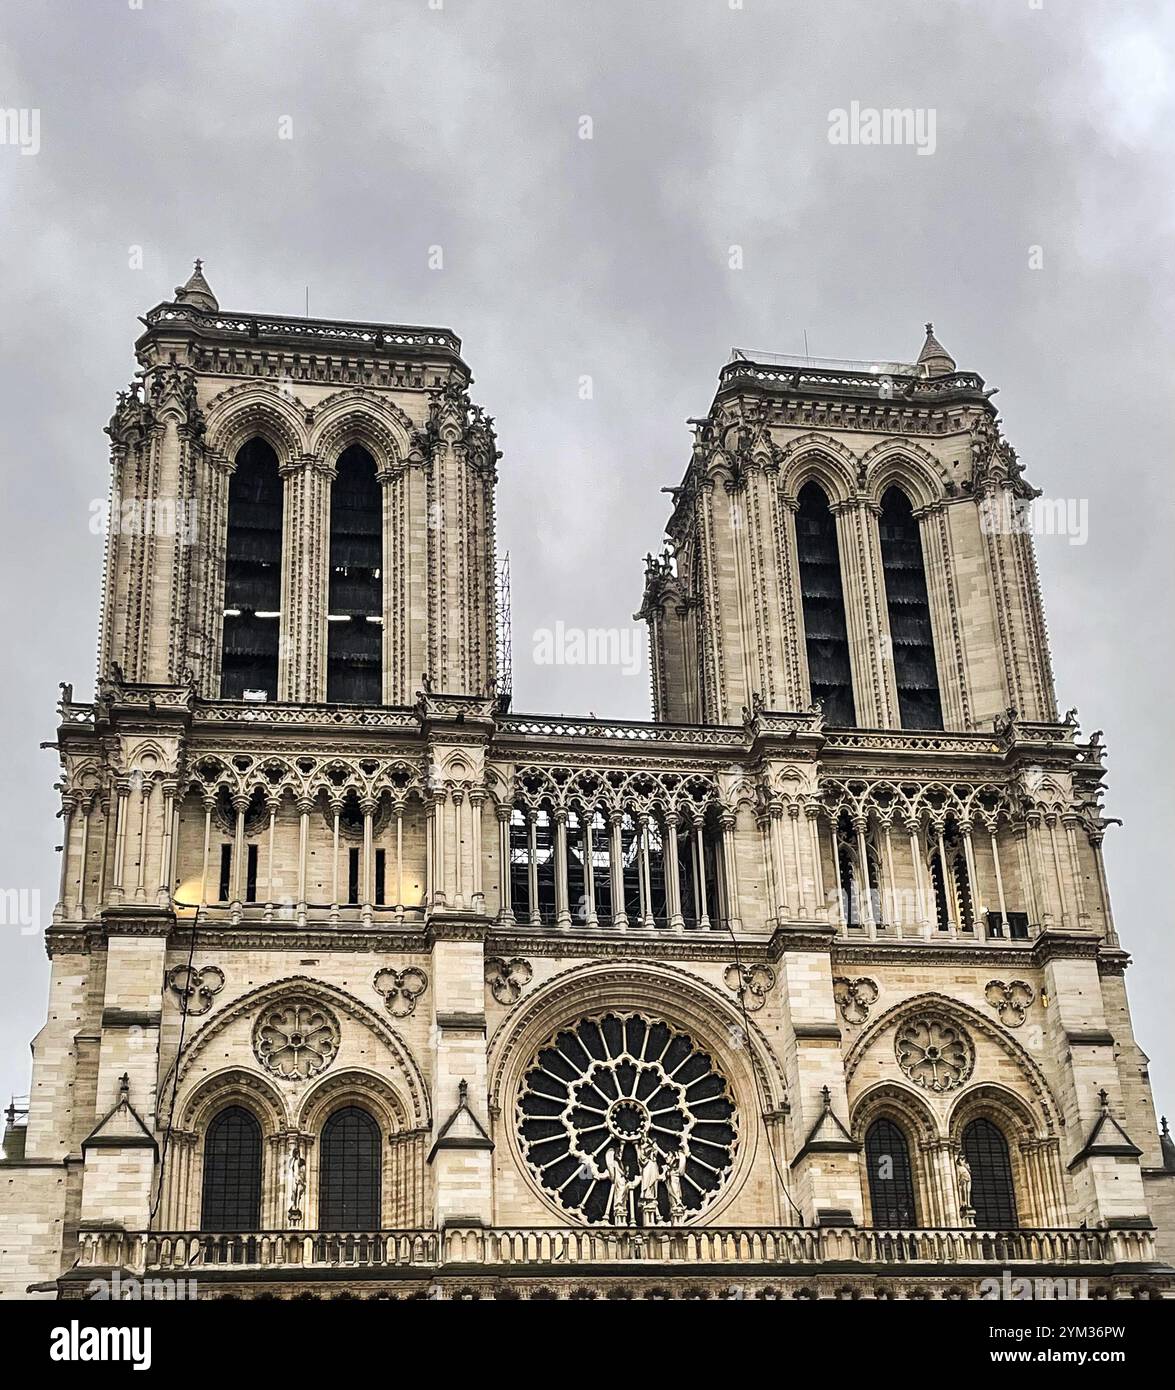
[664,1145,688,1224]
[287,1145,306,1225]
[603,1143,633,1225]
[637,1137,663,1226]
[955,1151,972,1211]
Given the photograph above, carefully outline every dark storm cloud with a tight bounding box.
[1,0,1172,1115]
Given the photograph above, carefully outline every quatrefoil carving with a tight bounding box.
[166,964,225,1016]
[485,956,533,1005]
[373,967,429,1019]
[984,979,1035,1027]
[833,977,880,1025]
[722,963,775,1013]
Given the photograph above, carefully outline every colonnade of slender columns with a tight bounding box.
[822,807,1091,941]
[499,804,731,932]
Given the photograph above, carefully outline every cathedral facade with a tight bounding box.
[2,266,1172,1299]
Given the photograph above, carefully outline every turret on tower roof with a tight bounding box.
[917,321,956,376]
[173,258,219,312]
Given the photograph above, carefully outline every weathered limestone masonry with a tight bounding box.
[2,273,1172,1299]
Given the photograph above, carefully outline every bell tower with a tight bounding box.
[640,326,1056,733]
[100,262,501,707]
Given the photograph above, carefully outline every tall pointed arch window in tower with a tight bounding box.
[222,439,283,700]
[795,482,856,726]
[962,1118,1018,1229]
[319,1105,381,1231]
[327,445,383,704]
[200,1105,262,1232]
[878,487,943,730]
[864,1118,917,1228]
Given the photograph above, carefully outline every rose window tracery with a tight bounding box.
[252,998,341,1081]
[517,1012,738,1226]
[894,1014,974,1093]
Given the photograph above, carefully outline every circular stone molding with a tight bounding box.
[894,1014,974,1094]
[252,998,341,1081]
[517,1011,738,1226]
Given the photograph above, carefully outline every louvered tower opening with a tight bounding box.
[222,438,283,699]
[327,444,382,704]
[879,487,943,729]
[796,482,856,726]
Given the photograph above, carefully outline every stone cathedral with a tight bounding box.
[2,265,1173,1300]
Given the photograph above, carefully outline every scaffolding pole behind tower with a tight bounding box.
[495,551,512,707]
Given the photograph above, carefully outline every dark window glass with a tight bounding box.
[879,487,943,730]
[796,482,856,726]
[218,844,232,902]
[865,1118,917,1227]
[222,438,283,699]
[963,1118,1018,1228]
[245,843,258,903]
[348,847,360,905]
[535,810,557,923]
[375,848,386,907]
[200,1105,262,1232]
[319,1106,381,1231]
[509,809,531,920]
[327,445,382,704]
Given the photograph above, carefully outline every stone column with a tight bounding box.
[279,453,330,703]
[361,797,376,925]
[110,779,131,906]
[157,780,176,908]
[581,810,598,927]
[470,792,486,914]
[664,810,684,932]
[526,809,540,925]
[553,808,571,927]
[55,795,76,924]
[134,775,152,903]
[607,811,627,928]
[832,498,895,728]
[719,810,741,932]
[74,795,94,920]
[230,793,248,921]
[496,804,514,924]
[296,796,313,926]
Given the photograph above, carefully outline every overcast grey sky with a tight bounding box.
[1,0,1172,1121]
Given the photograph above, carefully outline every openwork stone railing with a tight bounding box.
[145,303,463,355]
[498,715,746,748]
[76,1226,1157,1275]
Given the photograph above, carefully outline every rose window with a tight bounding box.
[894,1014,974,1093]
[517,1012,738,1225]
[252,998,341,1081]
